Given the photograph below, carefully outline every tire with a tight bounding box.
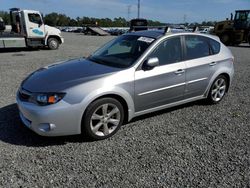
[82,98,124,140]
[48,38,59,50]
[220,33,231,46]
[207,75,228,104]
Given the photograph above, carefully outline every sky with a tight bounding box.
[1,0,250,23]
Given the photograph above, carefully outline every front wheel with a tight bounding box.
[220,33,231,46]
[82,98,124,140]
[207,75,228,104]
[48,38,59,50]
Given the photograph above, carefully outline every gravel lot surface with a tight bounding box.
[0,32,249,187]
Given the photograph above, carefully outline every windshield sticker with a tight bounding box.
[138,37,155,43]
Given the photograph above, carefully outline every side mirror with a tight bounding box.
[38,20,43,27]
[143,57,159,70]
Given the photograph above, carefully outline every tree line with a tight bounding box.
[43,13,166,27]
[0,11,216,27]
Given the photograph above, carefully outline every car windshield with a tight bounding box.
[88,35,155,68]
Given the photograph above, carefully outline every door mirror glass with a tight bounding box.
[143,57,159,70]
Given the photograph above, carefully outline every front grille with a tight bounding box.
[18,88,32,102]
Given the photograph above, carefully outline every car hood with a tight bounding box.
[22,58,120,92]
[45,25,61,35]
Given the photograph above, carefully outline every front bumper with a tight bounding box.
[16,96,82,136]
[60,37,64,44]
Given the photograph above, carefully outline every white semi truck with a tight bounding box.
[0,8,64,50]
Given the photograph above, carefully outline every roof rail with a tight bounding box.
[192,26,199,32]
[10,8,20,12]
[164,27,171,34]
[130,25,171,32]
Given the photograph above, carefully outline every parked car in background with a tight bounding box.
[73,28,85,33]
[17,29,234,140]
[200,26,214,34]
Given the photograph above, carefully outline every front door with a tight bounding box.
[25,12,45,38]
[134,36,186,112]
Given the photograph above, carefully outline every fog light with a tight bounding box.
[38,123,56,132]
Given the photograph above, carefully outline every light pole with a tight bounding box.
[138,0,140,18]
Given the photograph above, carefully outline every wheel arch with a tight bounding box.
[219,73,230,92]
[90,94,129,122]
[205,72,231,97]
[45,35,62,45]
[80,93,133,134]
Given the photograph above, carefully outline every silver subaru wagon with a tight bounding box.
[17,30,234,140]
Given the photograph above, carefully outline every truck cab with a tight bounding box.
[234,10,250,30]
[0,8,64,50]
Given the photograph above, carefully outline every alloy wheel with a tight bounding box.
[211,78,226,102]
[90,103,121,137]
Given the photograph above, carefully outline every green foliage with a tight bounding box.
[0,11,10,24]
[43,13,165,27]
[0,10,217,27]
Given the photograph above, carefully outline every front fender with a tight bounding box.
[81,86,135,120]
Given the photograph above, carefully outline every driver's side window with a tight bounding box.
[148,37,182,66]
[28,13,42,24]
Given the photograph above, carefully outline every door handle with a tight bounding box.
[209,62,217,66]
[29,27,34,29]
[175,69,185,75]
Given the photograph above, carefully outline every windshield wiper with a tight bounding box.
[88,56,106,65]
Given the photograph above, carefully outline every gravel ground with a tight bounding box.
[0,32,249,187]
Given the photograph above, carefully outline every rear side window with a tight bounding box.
[209,39,220,55]
[184,35,210,60]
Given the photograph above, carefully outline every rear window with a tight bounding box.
[209,39,220,55]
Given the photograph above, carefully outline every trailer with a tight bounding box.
[0,8,64,50]
[84,26,110,36]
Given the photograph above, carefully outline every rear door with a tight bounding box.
[183,35,216,99]
[134,36,186,112]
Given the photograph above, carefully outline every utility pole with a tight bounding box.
[138,0,140,18]
[183,14,187,23]
[127,5,132,21]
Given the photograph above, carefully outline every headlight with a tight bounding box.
[35,93,66,106]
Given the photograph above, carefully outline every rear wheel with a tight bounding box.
[48,38,59,50]
[82,98,124,140]
[207,75,228,104]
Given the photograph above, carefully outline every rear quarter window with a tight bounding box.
[209,39,221,55]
